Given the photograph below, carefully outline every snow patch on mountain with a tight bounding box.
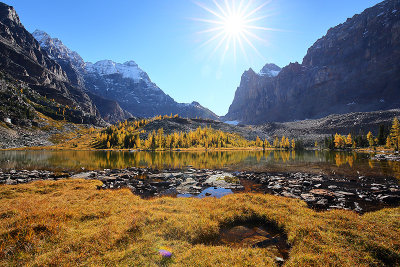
[84,60,156,86]
[259,63,281,77]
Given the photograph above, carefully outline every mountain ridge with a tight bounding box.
[32,29,220,121]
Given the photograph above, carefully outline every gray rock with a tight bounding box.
[203,173,243,189]
[6,178,17,185]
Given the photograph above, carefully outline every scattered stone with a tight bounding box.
[309,189,335,198]
[301,194,316,202]
[372,154,400,161]
[316,198,329,207]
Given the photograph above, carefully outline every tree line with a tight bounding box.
[324,117,400,150]
[93,115,303,150]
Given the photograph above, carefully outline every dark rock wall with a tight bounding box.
[225,0,400,124]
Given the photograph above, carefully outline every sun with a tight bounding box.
[223,14,245,35]
[194,0,276,62]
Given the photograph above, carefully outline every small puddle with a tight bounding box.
[178,187,233,198]
[218,223,290,264]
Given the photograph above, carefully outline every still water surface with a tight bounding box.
[0,150,399,180]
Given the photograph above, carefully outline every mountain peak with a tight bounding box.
[85,60,149,82]
[32,29,51,44]
[124,60,138,67]
[259,63,281,77]
[0,3,21,26]
[32,29,85,70]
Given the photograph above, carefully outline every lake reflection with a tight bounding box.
[0,150,399,180]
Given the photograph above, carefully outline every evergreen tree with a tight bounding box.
[256,136,262,147]
[377,125,386,145]
[273,137,279,148]
[367,131,375,147]
[346,134,352,147]
[390,118,400,150]
[134,134,141,148]
[386,136,391,148]
[150,131,156,150]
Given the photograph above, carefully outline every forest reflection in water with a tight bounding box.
[0,149,399,180]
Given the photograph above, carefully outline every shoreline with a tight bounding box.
[1,167,399,214]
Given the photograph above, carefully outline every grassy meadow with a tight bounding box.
[0,179,399,266]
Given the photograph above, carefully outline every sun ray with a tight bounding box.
[195,1,226,21]
[243,15,270,24]
[243,29,268,45]
[236,0,245,15]
[224,0,233,16]
[237,36,249,63]
[209,33,230,60]
[196,26,225,34]
[240,31,265,59]
[243,1,271,20]
[191,18,225,24]
[193,0,277,63]
[212,0,229,18]
[220,34,232,64]
[233,35,237,64]
[200,30,226,48]
[238,0,253,17]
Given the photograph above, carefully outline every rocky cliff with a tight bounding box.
[0,3,104,125]
[225,0,400,124]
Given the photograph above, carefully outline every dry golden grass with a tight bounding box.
[0,179,399,266]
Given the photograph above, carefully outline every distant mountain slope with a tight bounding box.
[138,109,399,146]
[225,0,400,124]
[32,30,219,120]
[0,3,104,125]
[255,109,400,145]
[32,30,132,123]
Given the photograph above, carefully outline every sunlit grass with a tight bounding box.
[0,179,399,266]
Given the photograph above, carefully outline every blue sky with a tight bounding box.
[5,0,382,116]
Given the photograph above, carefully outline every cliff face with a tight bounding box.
[0,3,104,125]
[226,65,280,123]
[225,0,400,124]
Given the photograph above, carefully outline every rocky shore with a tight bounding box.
[237,171,400,213]
[372,153,400,161]
[1,168,399,213]
[0,169,70,184]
